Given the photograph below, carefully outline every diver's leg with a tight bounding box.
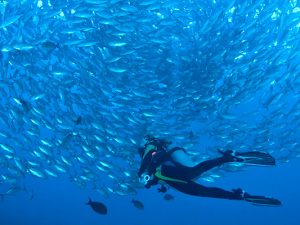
[181,150,248,179]
[167,180,282,206]
[191,157,230,174]
[169,149,232,179]
[161,157,231,181]
[177,156,231,180]
[167,180,243,200]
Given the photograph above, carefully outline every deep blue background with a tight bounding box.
[1,157,299,225]
[1,1,299,224]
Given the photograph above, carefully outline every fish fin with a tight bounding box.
[86,198,92,205]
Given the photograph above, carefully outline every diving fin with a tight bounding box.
[235,151,276,166]
[233,188,282,207]
[218,149,276,166]
[244,193,282,206]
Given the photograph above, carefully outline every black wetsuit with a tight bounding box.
[158,153,242,200]
[140,145,243,201]
[138,139,282,206]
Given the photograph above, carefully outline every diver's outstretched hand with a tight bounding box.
[158,185,167,193]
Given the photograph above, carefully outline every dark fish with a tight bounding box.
[74,116,82,125]
[20,99,30,112]
[86,198,108,215]
[188,131,194,139]
[163,194,174,201]
[131,199,144,210]
[41,41,59,50]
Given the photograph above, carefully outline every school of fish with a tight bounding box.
[0,0,300,197]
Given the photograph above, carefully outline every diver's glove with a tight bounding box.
[139,173,151,185]
[158,184,167,193]
[139,173,158,189]
[145,177,158,189]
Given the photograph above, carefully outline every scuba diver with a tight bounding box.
[138,135,282,206]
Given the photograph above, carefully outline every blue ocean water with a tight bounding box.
[2,158,300,225]
[1,0,300,224]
